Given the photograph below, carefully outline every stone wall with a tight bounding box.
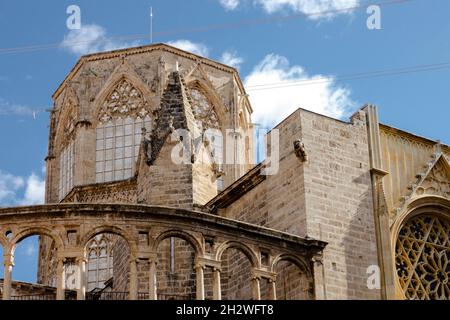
[219,110,307,235]
[156,238,196,299]
[219,108,381,299]
[112,237,130,293]
[220,248,253,300]
[137,142,194,209]
[300,109,379,299]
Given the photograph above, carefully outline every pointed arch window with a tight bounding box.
[189,87,225,191]
[58,99,77,201]
[95,78,151,183]
[189,88,221,131]
[87,234,115,291]
[396,213,450,299]
[59,140,75,200]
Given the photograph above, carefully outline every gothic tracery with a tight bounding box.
[98,78,150,123]
[95,78,151,183]
[396,214,450,300]
[189,88,220,131]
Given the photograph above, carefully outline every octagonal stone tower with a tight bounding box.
[38,43,255,289]
[45,43,254,207]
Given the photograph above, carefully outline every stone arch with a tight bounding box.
[391,196,450,245]
[10,226,64,254]
[391,196,450,300]
[271,253,313,300]
[271,253,311,277]
[153,229,203,256]
[81,225,137,255]
[216,241,258,300]
[0,233,7,249]
[215,241,260,269]
[82,225,135,295]
[186,79,228,130]
[154,229,201,300]
[54,85,79,150]
[92,61,156,126]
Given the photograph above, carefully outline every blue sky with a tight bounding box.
[0,0,449,282]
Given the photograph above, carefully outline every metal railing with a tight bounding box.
[10,292,194,301]
[11,294,55,300]
[157,293,195,300]
[138,293,194,300]
[86,291,129,300]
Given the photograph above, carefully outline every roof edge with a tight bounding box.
[52,43,246,101]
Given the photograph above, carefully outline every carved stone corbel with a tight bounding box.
[294,139,308,162]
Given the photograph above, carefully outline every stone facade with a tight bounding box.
[210,108,379,299]
[0,43,448,300]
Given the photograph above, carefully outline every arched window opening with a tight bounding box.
[95,78,152,184]
[395,213,450,300]
[85,232,131,300]
[9,235,67,300]
[59,141,74,200]
[156,237,196,300]
[274,260,311,300]
[189,88,220,132]
[220,247,253,300]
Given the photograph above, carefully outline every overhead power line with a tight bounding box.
[0,0,413,55]
[3,58,450,118]
[246,61,450,91]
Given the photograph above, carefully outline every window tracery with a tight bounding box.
[396,214,450,299]
[96,78,151,183]
[87,234,115,291]
[58,99,77,200]
[189,88,220,131]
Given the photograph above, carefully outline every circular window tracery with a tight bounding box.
[395,214,450,300]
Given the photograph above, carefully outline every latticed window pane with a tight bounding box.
[396,214,450,300]
[86,234,115,291]
[95,117,150,183]
[59,141,75,200]
[95,78,152,184]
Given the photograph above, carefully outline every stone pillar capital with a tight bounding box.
[3,253,14,267]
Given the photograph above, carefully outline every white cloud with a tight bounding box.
[220,51,244,69]
[220,0,240,11]
[244,54,356,127]
[22,174,45,206]
[61,24,141,56]
[218,0,359,19]
[167,40,209,57]
[0,171,25,204]
[0,170,45,207]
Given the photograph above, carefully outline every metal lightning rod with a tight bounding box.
[150,6,153,44]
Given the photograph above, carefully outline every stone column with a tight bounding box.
[196,265,205,300]
[268,279,277,300]
[76,258,87,300]
[56,258,66,300]
[2,252,14,300]
[149,260,157,300]
[212,268,221,300]
[129,259,138,300]
[252,276,261,300]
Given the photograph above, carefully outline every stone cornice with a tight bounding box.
[0,203,327,251]
[206,162,266,211]
[52,43,246,101]
[380,123,449,151]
